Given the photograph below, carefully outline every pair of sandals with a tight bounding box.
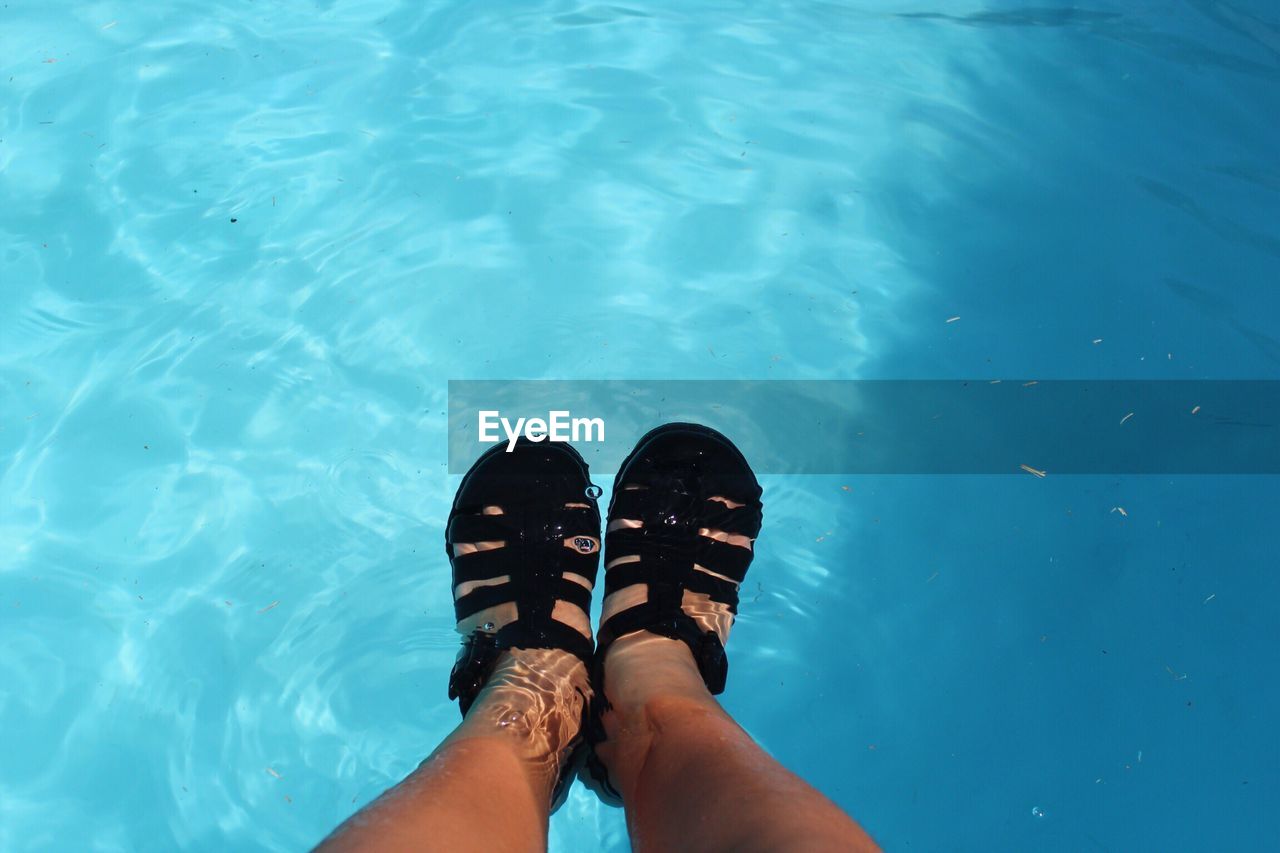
[444,423,764,807]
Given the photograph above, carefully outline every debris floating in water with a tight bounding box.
[1111,506,1128,517]
[1020,464,1047,478]
[258,600,280,614]
[266,767,282,779]
[1092,338,1103,344]
[1191,405,1201,414]
[946,316,961,323]
[1203,593,1216,604]
[1120,412,1134,425]
[1031,806,1045,818]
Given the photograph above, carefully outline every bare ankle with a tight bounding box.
[457,648,589,787]
[591,634,726,803]
[602,632,715,715]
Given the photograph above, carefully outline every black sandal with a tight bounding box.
[584,423,764,799]
[445,437,604,806]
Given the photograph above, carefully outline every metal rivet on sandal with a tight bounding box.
[585,483,603,499]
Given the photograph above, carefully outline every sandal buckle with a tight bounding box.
[693,630,728,694]
[448,630,500,715]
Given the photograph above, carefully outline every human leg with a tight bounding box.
[315,647,586,853]
[316,439,603,851]
[597,634,878,853]
[587,423,878,852]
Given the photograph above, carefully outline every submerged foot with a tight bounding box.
[586,423,764,796]
[445,439,604,802]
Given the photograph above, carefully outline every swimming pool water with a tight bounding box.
[2,2,1278,850]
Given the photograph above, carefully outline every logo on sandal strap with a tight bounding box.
[572,536,599,554]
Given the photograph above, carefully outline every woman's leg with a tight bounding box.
[596,632,879,853]
[318,476,598,853]
[314,647,587,853]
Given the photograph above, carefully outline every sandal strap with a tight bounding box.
[606,529,753,589]
[700,500,764,536]
[604,561,740,611]
[696,539,753,585]
[446,506,599,545]
[610,490,763,535]
[454,574,593,622]
[451,545,599,587]
[595,603,728,693]
[448,622,595,715]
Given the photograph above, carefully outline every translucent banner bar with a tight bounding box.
[447,380,1280,475]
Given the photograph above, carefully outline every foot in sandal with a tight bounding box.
[445,437,604,808]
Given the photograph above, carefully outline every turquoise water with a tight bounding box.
[3,1,1279,850]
